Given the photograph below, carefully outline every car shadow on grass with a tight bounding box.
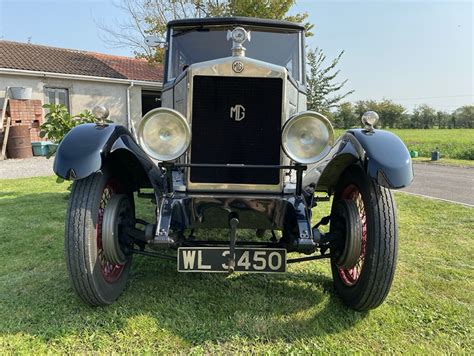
[0,258,367,347]
[124,258,367,342]
[0,190,367,347]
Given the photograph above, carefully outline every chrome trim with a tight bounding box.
[185,56,288,193]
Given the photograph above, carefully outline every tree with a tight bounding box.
[306,48,354,113]
[352,99,407,129]
[452,105,474,128]
[354,100,379,122]
[411,104,437,129]
[377,99,407,128]
[99,0,313,63]
[333,102,358,128]
[435,110,450,129]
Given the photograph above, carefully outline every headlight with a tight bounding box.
[281,111,334,164]
[137,108,191,161]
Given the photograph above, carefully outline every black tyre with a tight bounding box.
[330,165,398,311]
[65,169,133,306]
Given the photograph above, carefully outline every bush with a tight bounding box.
[458,147,474,160]
[39,104,105,144]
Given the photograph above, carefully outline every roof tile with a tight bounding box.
[0,40,163,83]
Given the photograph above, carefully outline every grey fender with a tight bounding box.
[53,123,166,192]
[303,129,413,192]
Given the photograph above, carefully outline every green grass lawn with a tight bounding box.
[0,176,473,353]
[336,129,474,161]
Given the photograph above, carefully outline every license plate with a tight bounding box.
[177,247,286,273]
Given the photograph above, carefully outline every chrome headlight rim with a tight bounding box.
[281,111,334,164]
[137,107,191,161]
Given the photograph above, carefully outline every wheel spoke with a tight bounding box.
[96,182,125,283]
[338,184,368,286]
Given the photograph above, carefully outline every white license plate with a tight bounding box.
[177,247,286,273]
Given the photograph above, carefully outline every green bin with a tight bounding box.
[31,141,51,156]
[409,150,418,158]
[48,143,58,156]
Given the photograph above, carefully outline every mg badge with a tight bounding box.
[230,104,245,121]
[232,60,244,73]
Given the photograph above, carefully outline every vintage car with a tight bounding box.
[53,17,413,311]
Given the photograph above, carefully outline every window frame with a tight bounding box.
[44,87,70,111]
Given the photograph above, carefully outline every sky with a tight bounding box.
[0,0,472,112]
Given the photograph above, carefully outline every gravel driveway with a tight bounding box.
[0,157,54,179]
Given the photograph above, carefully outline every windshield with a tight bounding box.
[167,27,302,82]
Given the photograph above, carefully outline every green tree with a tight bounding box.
[377,99,407,128]
[354,100,379,123]
[411,104,437,129]
[351,99,407,128]
[333,102,358,128]
[452,105,474,128]
[435,110,450,129]
[205,0,314,35]
[306,48,354,113]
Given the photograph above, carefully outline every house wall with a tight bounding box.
[0,74,155,128]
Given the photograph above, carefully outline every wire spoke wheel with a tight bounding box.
[65,170,133,306]
[337,185,367,286]
[97,182,127,283]
[330,165,398,311]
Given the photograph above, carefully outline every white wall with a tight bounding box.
[0,73,159,128]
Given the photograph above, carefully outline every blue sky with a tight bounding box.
[0,0,472,112]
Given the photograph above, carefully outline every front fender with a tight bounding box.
[349,129,413,188]
[53,124,165,190]
[303,129,413,191]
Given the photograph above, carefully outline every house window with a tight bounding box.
[44,88,69,111]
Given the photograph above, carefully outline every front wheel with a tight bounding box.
[330,165,398,311]
[65,170,134,306]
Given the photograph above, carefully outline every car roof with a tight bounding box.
[167,16,305,31]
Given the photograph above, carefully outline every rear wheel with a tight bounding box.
[65,169,134,306]
[330,165,398,311]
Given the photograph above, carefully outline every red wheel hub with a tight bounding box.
[96,181,125,283]
[338,184,367,286]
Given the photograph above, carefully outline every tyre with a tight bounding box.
[330,165,398,311]
[65,169,134,306]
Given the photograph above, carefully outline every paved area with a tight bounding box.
[0,157,54,179]
[0,158,472,206]
[401,163,474,207]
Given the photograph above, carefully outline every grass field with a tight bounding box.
[335,129,474,160]
[0,176,473,353]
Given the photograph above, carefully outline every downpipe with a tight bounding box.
[126,82,136,138]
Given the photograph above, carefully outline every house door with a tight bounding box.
[142,90,161,116]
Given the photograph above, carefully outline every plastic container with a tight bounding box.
[9,87,33,100]
[48,143,58,156]
[409,150,418,158]
[32,141,50,156]
[431,150,440,161]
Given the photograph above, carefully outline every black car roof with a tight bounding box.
[167,17,305,31]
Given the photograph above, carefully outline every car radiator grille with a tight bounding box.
[190,76,283,185]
